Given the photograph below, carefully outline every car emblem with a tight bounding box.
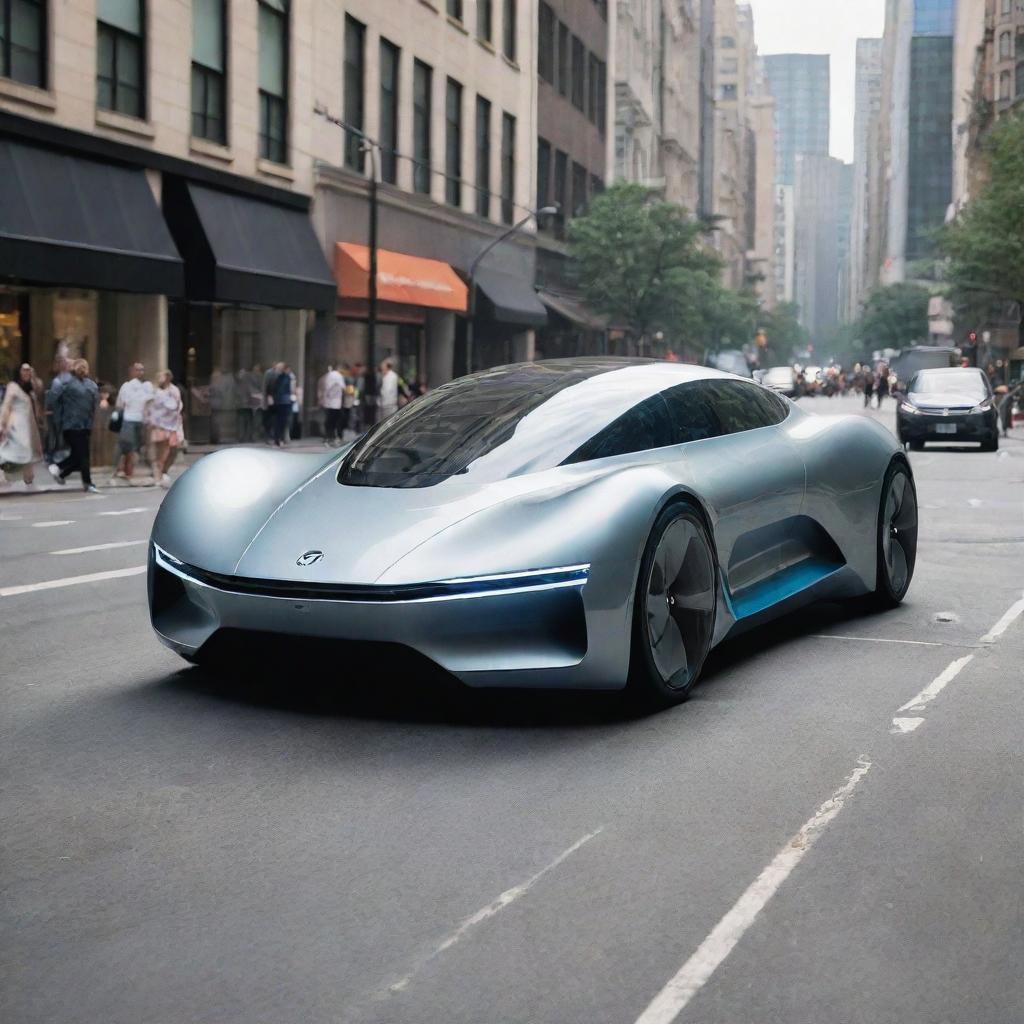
[943,409,950,416]
[296,550,324,566]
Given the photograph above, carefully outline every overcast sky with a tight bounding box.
[745,0,887,164]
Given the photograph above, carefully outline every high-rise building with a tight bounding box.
[883,0,956,282]
[794,154,843,342]
[763,54,831,187]
[848,39,883,320]
[836,162,855,323]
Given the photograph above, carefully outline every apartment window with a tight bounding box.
[720,36,736,48]
[477,0,492,42]
[557,22,569,96]
[553,150,568,237]
[475,96,491,218]
[343,15,366,171]
[1000,31,1013,59]
[571,36,585,110]
[720,83,738,100]
[597,59,607,136]
[379,39,399,185]
[500,112,515,224]
[538,3,555,83]
[191,0,226,142]
[1002,0,1011,14]
[502,0,516,62]
[1,0,46,87]
[587,52,599,123]
[999,68,1012,100]
[572,161,587,217]
[413,60,433,194]
[537,137,551,211]
[258,0,288,163]
[446,78,463,207]
[97,0,145,118]
[447,0,463,21]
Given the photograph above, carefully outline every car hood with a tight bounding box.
[908,391,985,409]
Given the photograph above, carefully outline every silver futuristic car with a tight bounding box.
[149,359,917,706]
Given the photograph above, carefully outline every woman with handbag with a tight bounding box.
[147,369,183,489]
[0,363,45,487]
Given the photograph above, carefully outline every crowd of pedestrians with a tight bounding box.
[0,352,424,490]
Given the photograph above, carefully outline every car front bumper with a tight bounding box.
[148,544,629,689]
[897,410,997,443]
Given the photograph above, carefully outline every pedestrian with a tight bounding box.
[876,366,890,409]
[147,369,183,488]
[44,353,73,461]
[321,364,345,445]
[863,370,875,409]
[47,359,99,492]
[379,358,400,420]
[0,363,45,487]
[267,361,293,447]
[113,361,153,481]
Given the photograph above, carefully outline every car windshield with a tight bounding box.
[910,370,988,399]
[338,360,682,488]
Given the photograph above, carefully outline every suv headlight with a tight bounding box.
[900,402,919,414]
[970,399,993,413]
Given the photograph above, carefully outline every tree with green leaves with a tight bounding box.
[856,283,931,349]
[760,302,809,362]
[568,184,727,350]
[942,109,1024,336]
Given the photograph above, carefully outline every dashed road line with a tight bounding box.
[895,655,975,715]
[29,520,74,528]
[49,540,148,556]
[388,827,604,995]
[633,758,872,1024]
[0,566,146,597]
[890,717,924,735]
[97,507,147,517]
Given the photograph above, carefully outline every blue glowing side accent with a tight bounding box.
[729,558,845,620]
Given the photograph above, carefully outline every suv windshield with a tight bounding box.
[910,369,988,399]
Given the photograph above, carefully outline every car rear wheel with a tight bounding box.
[872,461,918,608]
[628,504,717,707]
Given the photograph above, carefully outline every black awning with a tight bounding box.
[0,138,183,295]
[473,267,548,328]
[538,290,609,331]
[163,180,335,311]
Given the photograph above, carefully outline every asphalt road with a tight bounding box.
[2,394,1022,1024]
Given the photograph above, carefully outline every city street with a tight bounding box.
[2,394,1022,1024]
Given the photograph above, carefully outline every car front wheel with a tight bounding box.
[872,461,918,608]
[628,503,718,707]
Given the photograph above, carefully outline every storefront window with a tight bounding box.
[0,292,26,384]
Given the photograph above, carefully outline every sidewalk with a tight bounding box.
[0,439,343,497]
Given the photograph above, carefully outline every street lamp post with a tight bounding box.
[314,104,381,421]
[466,206,559,373]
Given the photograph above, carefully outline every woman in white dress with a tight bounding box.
[146,369,184,488]
[0,364,44,486]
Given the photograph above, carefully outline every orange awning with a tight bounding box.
[334,242,468,313]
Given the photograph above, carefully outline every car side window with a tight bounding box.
[704,381,788,433]
[563,383,723,464]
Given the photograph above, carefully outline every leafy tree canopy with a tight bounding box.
[568,183,726,345]
[856,283,931,349]
[942,110,1024,311]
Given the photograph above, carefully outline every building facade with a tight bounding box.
[794,154,842,343]
[848,38,883,320]
[534,0,614,357]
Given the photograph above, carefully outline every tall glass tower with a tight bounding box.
[763,54,831,188]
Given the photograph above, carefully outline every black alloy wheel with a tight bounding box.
[629,503,717,707]
[873,461,918,608]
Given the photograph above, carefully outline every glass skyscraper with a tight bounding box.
[763,55,831,188]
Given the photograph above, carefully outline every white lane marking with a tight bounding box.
[634,758,872,1024]
[97,507,147,517]
[29,520,74,528]
[891,717,924,734]
[967,498,983,508]
[980,592,1024,644]
[896,655,974,714]
[810,634,943,647]
[0,565,145,597]
[388,827,604,994]
[49,540,147,556]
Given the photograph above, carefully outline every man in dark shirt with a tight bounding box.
[48,359,99,492]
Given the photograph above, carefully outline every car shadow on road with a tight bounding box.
[157,596,893,729]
